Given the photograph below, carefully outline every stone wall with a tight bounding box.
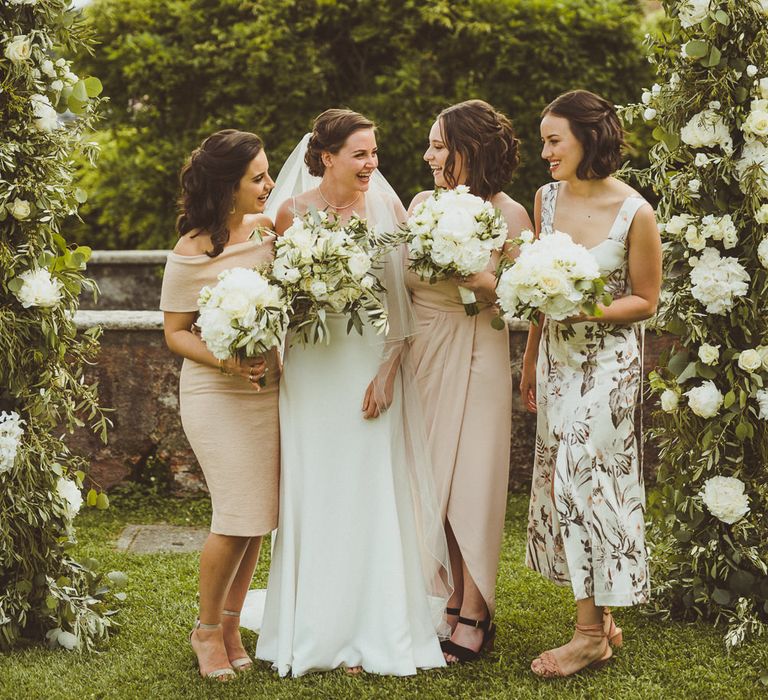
[71,252,673,496]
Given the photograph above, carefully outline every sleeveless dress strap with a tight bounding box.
[539,182,559,236]
[609,196,647,245]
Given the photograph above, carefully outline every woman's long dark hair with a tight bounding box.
[438,100,520,200]
[176,129,264,257]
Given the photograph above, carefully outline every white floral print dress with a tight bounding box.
[526,182,650,606]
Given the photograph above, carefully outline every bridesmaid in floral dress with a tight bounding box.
[520,90,661,678]
[407,100,532,663]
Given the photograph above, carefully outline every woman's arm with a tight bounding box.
[163,311,266,388]
[519,187,546,413]
[571,204,661,324]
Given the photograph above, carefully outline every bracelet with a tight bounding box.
[218,358,232,376]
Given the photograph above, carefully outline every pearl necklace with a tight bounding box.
[318,184,361,210]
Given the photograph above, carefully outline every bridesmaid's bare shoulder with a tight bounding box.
[491,192,533,236]
[173,229,210,256]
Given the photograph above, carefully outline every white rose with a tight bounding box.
[688,179,701,194]
[309,280,328,299]
[758,236,768,269]
[737,349,763,373]
[4,35,32,65]
[678,0,711,27]
[760,78,768,100]
[680,109,733,154]
[643,108,657,121]
[660,389,679,412]
[348,252,371,279]
[30,93,59,132]
[56,478,84,518]
[64,70,78,85]
[756,204,768,224]
[698,343,720,365]
[756,388,768,420]
[701,476,750,525]
[0,411,24,474]
[664,214,695,236]
[694,153,710,167]
[14,268,64,308]
[519,229,535,244]
[50,79,64,92]
[684,225,706,250]
[689,248,749,314]
[40,58,56,77]
[685,380,724,418]
[747,65,759,78]
[743,99,768,138]
[641,91,652,105]
[435,208,477,244]
[7,197,31,220]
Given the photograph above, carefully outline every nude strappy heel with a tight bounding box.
[222,609,254,671]
[530,622,612,678]
[190,620,236,681]
[603,608,623,647]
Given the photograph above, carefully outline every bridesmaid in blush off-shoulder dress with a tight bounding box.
[160,130,278,682]
[407,100,532,664]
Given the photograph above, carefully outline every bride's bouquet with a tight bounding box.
[496,230,610,322]
[403,185,508,315]
[271,209,388,344]
[196,267,289,370]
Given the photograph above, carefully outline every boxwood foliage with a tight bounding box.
[73,0,651,249]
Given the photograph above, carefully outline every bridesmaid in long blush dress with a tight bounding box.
[406,100,532,663]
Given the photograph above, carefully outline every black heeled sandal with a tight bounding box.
[440,616,496,664]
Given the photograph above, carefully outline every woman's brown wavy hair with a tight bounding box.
[305,108,376,177]
[438,99,520,200]
[542,90,625,180]
[176,129,264,258]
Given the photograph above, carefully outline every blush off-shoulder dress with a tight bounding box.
[159,237,280,536]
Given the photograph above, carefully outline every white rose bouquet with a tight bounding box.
[403,185,508,315]
[271,209,387,344]
[496,230,609,323]
[196,267,288,380]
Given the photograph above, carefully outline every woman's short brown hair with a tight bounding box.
[438,99,520,200]
[176,129,264,257]
[542,90,625,180]
[305,109,376,177]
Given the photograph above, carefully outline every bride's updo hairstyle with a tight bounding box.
[542,90,625,180]
[438,99,520,200]
[176,129,264,258]
[305,108,376,177]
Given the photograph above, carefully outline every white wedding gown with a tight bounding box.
[242,159,449,677]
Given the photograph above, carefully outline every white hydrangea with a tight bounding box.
[30,93,59,132]
[3,35,31,65]
[0,411,24,474]
[13,268,64,308]
[680,109,733,154]
[698,343,720,365]
[756,388,768,419]
[758,237,768,269]
[660,389,679,412]
[700,214,738,249]
[678,0,711,27]
[56,478,83,518]
[755,204,768,224]
[688,248,749,314]
[685,380,724,418]
[742,99,768,139]
[701,476,750,525]
[736,139,768,197]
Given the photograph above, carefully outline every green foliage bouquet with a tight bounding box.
[624,0,768,646]
[0,0,121,651]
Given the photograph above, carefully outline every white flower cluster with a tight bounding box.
[272,210,386,342]
[30,93,59,132]
[662,213,737,251]
[496,230,604,322]
[688,248,749,314]
[678,0,711,28]
[0,411,24,474]
[6,197,31,221]
[736,82,768,196]
[197,267,287,361]
[742,99,768,140]
[56,477,83,519]
[680,106,733,155]
[685,380,723,418]
[758,236,768,269]
[13,268,63,308]
[756,389,768,420]
[701,476,750,525]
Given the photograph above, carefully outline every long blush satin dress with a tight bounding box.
[160,238,280,536]
[406,273,512,617]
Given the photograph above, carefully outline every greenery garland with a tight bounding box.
[0,0,121,651]
[624,0,768,646]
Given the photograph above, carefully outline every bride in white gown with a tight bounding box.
[242,109,451,677]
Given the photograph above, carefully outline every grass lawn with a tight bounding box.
[0,489,765,700]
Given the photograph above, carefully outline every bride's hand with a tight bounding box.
[362,374,395,420]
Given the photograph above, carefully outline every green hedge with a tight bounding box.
[72,0,652,250]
